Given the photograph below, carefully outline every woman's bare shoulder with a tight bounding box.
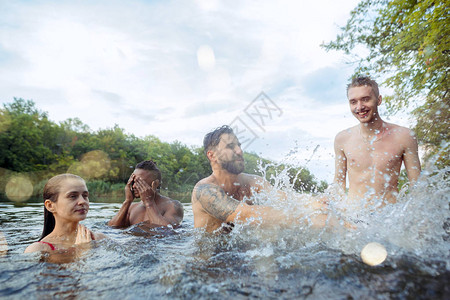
[24,241,51,253]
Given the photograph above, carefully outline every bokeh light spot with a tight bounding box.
[67,150,111,179]
[361,242,388,266]
[5,175,34,202]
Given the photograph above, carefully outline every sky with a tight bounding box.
[0,0,414,183]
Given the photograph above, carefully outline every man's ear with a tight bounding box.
[44,199,55,213]
[206,150,215,162]
[377,95,382,106]
[151,179,160,191]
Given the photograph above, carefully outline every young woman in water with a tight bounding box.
[24,173,105,253]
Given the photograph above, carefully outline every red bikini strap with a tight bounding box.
[39,241,55,250]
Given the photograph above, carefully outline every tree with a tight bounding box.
[322,0,449,167]
[0,98,58,172]
[0,98,330,201]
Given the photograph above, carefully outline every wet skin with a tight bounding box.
[334,86,421,206]
[24,178,104,254]
[192,133,337,232]
[108,169,183,228]
[192,134,260,232]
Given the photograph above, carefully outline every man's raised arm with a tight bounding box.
[108,176,134,228]
[108,201,132,228]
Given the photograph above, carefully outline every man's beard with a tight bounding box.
[220,157,245,175]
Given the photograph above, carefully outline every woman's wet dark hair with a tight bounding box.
[40,174,84,241]
[203,125,235,156]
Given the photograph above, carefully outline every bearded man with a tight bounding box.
[192,125,333,233]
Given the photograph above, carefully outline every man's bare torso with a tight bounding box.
[338,123,410,205]
[128,196,176,225]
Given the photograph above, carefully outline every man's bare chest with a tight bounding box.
[344,141,404,172]
[129,203,166,223]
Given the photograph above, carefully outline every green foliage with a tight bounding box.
[322,0,449,166]
[0,98,59,172]
[86,180,124,201]
[0,98,327,202]
[397,169,409,191]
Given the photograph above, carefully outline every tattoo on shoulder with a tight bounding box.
[194,184,239,221]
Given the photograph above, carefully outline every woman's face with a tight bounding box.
[48,178,89,222]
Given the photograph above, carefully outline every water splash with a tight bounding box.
[208,157,450,271]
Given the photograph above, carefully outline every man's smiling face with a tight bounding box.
[348,85,381,123]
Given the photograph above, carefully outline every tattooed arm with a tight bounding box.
[192,182,350,232]
[192,183,294,231]
[193,184,240,221]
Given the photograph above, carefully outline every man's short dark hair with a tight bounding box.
[347,75,380,98]
[203,125,234,155]
[135,160,162,182]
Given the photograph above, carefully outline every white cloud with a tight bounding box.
[197,45,216,70]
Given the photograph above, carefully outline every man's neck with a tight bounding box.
[360,118,384,135]
[211,168,240,194]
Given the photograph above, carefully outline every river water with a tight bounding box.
[1,167,449,299]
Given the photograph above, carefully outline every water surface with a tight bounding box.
[1,169,449,299]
